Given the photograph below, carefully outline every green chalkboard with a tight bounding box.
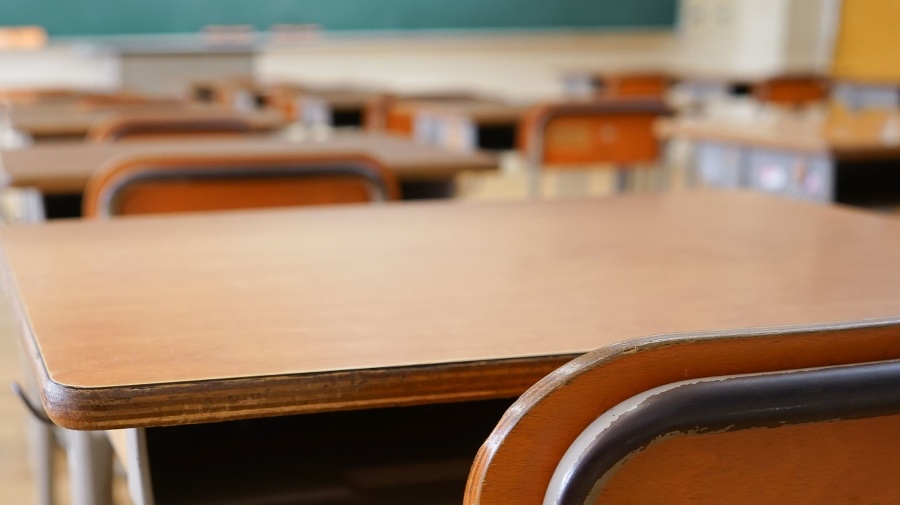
[0,0,677,36]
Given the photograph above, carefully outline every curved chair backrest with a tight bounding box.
[82,153,400,218]
[86,113,257,143]
[519,99,673,168]
[465,318,900,505]
[365,92,481,134]
[753,75,829,106]
[596,73,672,99]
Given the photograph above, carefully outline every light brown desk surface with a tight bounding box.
[658,112,900,160]
[6,103,287,138]
[409,98,530,126]
[298,88,381,111]
[0,133,498,194]
[3,191,900,430]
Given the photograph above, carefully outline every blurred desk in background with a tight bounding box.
[388,97,529,152]
[4,102,286,141]
[562,68,671,99]
[114,40,258,96]
[1,132,498,215]
[659,111,900,208]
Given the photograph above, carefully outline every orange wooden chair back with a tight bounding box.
[464,318,900,505]
[383,100,416,137]
[366,92,480,134]
[519,99,672,167]
[598,73,671,99]
[754,76,829,106]
[82,153,399,218]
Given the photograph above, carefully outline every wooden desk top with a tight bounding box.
[297,88,382,111]
[0,133,498,194]
[658,112,900,160]
[407,98,530,125]
[6,104,287,138]
[3,191,900,430]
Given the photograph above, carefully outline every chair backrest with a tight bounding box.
[596,73,672,99]
[82,153,400,218]
[86,112,258,143]
[465,318,900,505]
[519,99,672,168]
[365,92,481,134]
[753,75,829,106]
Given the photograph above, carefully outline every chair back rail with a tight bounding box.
[464,318,900,505]
[83,153,399,218]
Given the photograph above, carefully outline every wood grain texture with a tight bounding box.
[1,132,499,194]
[464,320,900,505]
[595,414,900,505]
[3,191,900,430]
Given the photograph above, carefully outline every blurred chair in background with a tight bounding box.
[83,152,399,218]
[518,98,673,198]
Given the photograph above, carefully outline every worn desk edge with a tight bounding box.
[1,248,567,429]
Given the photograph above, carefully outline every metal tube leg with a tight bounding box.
[18,340,56,505]
[615,167,629,193]
[67,429,113,505]
[26,414,55,505]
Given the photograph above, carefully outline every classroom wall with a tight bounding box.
[675,0,834,77]
[784,0,838,72]
[257,31,677,101]
[0,46,119,90]
[832,0,900,83]
[0,0,677,36]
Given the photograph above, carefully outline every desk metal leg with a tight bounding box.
[17,333,55,505]
[26,415,55,505]
[67,430,113,505]
[107,428,155,505]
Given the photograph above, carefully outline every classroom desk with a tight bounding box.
[193,81,382,127]
[832,79,900,110]
[658,112,900,206]
[3,191,900,504]
[4,103,287,141]
[0,132,498,208]
[290,87,383,128]
[405,98,529,151]
[561,69,672,99]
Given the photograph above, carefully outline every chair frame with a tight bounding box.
[82,153,399,218]
[548,360,900,504]
[464,318,900,505]
[519,99,672,197]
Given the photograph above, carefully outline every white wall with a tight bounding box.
[0,44,119,91]
[674,0,834,77]
[256,31,677,101]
